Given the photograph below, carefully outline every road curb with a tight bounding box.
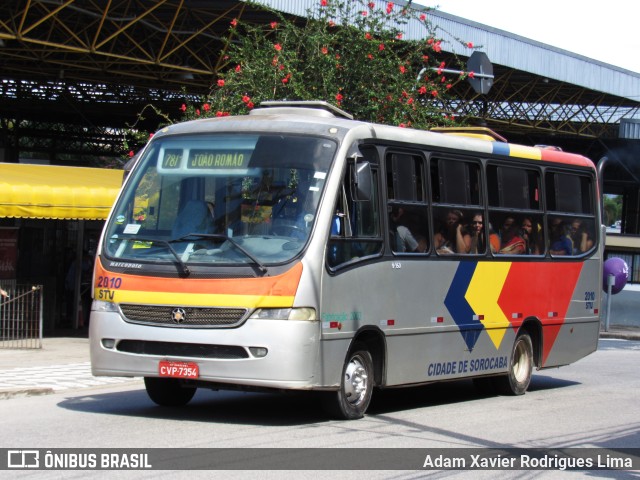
[0,387,54,400]
[599,332,640,341]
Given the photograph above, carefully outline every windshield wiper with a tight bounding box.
[169,233,267,275]
[121,236,190,277]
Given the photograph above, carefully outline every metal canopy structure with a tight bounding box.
[1,0,640,172]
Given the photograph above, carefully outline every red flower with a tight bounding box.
[420,14,426,21]
[422,55,429,62]
[433,41,442,52]
[427,38,434,45]
[270,22,278,29]
[217,79,225,87]
[321,0,327,6]
[129,150,135,157]
[230,18,238,28]
[365,32,372,40]
[361,11,367,16]
[335,93,343,102]
[179,104,187,112]
[407,98,414,105]
[247,102,254,109]
[468,71,475,78]
[149,133,154,138]
[399,65,406,74]
[418,86,427,95]
[216,111,224,117]
[446,83,453,89]
[274,43,282,51]
[242,95,251,103]
[431,90,438,97]
[467,42,474,48]
[386,2,393,14]
[379,43,385,51]
[368,2,375,8]
[321,46,328,54]
[196,109,201,116]
[396,33,403,40]
[328,20,335,27]
[367,54,373,60]
[399,123,406,128]
[203,103,211,111]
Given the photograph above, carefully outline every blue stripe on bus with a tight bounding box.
[444,261,482,351]
[491,142,510,157]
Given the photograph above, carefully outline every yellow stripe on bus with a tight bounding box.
[465,262,512,349]
[95,289,295,308]
[507,144,542,160]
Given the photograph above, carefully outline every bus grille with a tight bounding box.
[116,340,249,359]
[119,304,248,328]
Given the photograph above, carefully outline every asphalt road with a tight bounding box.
[0,337,638,479]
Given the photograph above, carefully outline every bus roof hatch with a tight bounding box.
[252,100,354,120]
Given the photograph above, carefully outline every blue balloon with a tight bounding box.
[603,257,629,294]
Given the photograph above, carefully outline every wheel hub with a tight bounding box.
[344,357,368,405]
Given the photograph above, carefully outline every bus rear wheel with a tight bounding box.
[323,344,374,420]
[496,332,533,395]
[144,377,197,406]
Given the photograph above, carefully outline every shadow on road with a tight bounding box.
[57,373,578,425]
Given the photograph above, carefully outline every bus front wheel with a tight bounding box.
[496,332,533,395]
[323,344,374,420]
[144,377,197,407]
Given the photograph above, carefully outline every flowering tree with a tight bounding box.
[126,0,476,155]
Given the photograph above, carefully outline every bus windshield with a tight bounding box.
[104,133,337,267]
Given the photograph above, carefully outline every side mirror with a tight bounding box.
[351,158,372,202]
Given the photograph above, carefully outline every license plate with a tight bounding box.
[158,360,199,379]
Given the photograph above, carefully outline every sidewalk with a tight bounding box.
[0,335,141,399]
[0,326,637,400]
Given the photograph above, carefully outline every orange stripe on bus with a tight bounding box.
[94,257,303,297]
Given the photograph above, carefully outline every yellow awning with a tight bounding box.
[0,163,123,220]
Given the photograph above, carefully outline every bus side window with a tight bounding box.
[386,152,428,254]
[327,161,383,269]
[545,171,596,257]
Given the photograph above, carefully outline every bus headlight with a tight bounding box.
[92,300,119,312]
[249,307,317,321]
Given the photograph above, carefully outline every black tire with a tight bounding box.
[322,344,374,420]
[495,332,534,395]
[144,377,197,407]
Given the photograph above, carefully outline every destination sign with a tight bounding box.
[187,149,252,169]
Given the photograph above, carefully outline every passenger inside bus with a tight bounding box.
[468,212,486,254]
[569,218,594,254]
[519,216,543,255]
[171,200,217,239]
[390,206,427,253]
[549,217,573,255]
[497,216,526,255]
[434,209,469,254]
